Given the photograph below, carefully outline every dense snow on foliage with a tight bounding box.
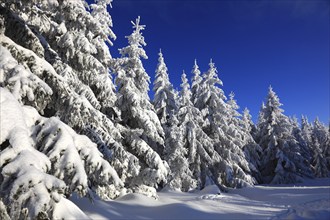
[191,60,257,189]
[0,0,329,219]
[153,50,178,134]
[0,88,103,219]
[113,16,169,192]
[256,87,314,184]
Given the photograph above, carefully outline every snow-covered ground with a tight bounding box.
[72,178,330,219]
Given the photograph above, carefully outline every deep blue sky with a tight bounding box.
[106,0,329,124]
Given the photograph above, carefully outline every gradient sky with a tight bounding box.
[106,0,329,124]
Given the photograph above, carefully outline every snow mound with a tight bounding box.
[160,185,183,193]
[196,185,222,200]
[53,197,91,219]
[196,194,224,201]
[199,185,221,194]
[117,193,145,201]
[116,193,156,203]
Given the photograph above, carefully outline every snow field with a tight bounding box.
[72,178,330,219]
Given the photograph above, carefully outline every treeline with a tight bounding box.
[154,50,329,189]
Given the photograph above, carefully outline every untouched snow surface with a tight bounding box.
[72,178,330,219]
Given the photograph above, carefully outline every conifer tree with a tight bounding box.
[0,1,167,216]
[290,116,313,166]
[312,118,330,171]
[241,107,258,137]
[194,60,255,188]
[301,116,313,147]
[1,87,120,219]
[255,102,266,141]
[153,49,178,129]
[0,0,133,197]
[257,86,313,184]
[191,59,203,106]
[240,108,262,182]
[165,110,197,191]
[116,16,164,148]
[311,138,328,177]
[167,73,220,191]
[114,16,169,191]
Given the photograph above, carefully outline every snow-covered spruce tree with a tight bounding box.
[226,93,261,183]
[311,138,328,177]
[239,107,262,182]
[0,0,167,198]
[289,116,313,166]
[194,59,255,189]
[1,0,165,209]
[1,88,121,219]
[164,112,197,191]
[153,49,178,162]
[257,86,313,184]
[166,71,221,191]
[0,88,63,219]
[241,107,258,139]
[113,16,169,193]
[1,0,118,117]
[312,118,330,172]
[0,0,163,199]
[301,116,313,148]
[300,115,328,177]
[153,49,178,128]
[255,102,266,140]
[191,59,203,106]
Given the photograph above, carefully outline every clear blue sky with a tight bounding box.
[106,0,329,124]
